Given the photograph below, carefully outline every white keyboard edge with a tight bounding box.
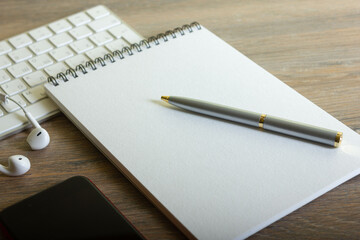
[0,5,143,140]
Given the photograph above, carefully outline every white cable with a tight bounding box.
[0,93,49,150]
[7,96,28,114]
[2,94,40,128]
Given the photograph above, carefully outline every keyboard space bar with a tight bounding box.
[0,98,59,138]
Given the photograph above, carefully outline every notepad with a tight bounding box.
[44,23,360,240]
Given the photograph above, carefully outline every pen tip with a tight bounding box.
[161,96,169,103]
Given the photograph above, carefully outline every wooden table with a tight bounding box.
[0,0,359,239]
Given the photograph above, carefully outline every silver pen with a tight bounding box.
[161,96,343,147]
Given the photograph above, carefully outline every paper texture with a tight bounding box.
[45,26,360,240]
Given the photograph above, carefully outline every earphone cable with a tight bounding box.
[7,97,28,114]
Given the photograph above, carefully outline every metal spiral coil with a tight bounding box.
[47,22,201,86]
[75,64,87,74]
[94,57,106,66]
[86,60,97,70]
[66,68,78,78]
[104,53,115,63]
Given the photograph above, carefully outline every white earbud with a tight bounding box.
[1,93,50,150]
[25,112,50,150]
[0,155,31,176]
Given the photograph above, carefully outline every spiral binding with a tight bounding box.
[48,22,201,86]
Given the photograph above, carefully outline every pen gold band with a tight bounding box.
[259,114,267,128]
[334,132,343,148]
[161,96,170,103]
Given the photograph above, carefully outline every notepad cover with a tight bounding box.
[45,26,360,240]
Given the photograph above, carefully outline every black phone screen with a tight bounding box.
[0,176,145,240]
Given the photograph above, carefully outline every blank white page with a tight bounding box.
[45,26,360,240]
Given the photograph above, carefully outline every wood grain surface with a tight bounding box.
[0,0,359,239]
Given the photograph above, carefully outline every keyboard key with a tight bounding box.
[69,39,94,53]
[86,46,109,60]
[0,55,12,69]
[1,94,26,113]
[1,79,27,96]
[29,40,54,55]
[28,54,54,70]
[22,85,47,103]
[88,15,120,32]
[8,48,33,63]
[89,31,114,46]
[68,12,91,26]
[87,5,110,19]
[122,31,143,44]
[49,32,74,47]
[0,41,12,55]
[7,62,32,78]
[23,71,48,87]
[108,25,128,39]
[0,70,11,84]
[69,26,93,40]
[29,26,53,41]
[48,19,72,34]
[8,33,33,49]
[105,39,128,52]
[44,62,68,76]
[65,54,88,68]
[49,46,74,61]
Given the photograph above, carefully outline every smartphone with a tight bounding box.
[0,176,145,240]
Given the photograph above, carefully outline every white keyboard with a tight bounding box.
[0,5,143,139]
